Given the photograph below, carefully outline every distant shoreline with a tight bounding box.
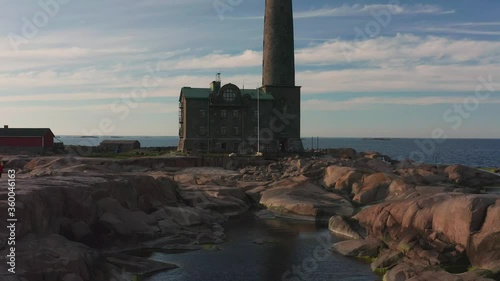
[55,135,500,140]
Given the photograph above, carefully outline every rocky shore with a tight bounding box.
[0,149,499,281]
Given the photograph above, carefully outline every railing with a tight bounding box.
[178,110,183,123]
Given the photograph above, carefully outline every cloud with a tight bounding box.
[297,66,500,93]
[2,33,500,101]
[452,22,500,27]
[0,47,146,59]
[303,96,500,111]
[297,34,500,66]
[412,22,500,36]
[1,102,178,114]
[418,27,500,36]
[294,4,454,19]
[232,4,454,20]
[164,50,261,70]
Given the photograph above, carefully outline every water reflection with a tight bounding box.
[147,213,380,281]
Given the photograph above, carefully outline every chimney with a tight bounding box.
[262,0,295,87]
[210,81,221,93]
[3,125,8,129]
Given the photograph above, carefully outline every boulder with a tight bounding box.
[371,249,403,271]
[354,193,500,271]
[327,148,357,159]
[366,159,393,173]
[321,166,366,194]
[70,221,93,242]
[0,234,106,281]
[388,180,415,199]
[353,173,396,205]
[174,173,196,185]
[336,170,365,194]
[385,263,497,281]
[414,185,454,195]
[245,186,267,203]
[360,151,383,159]
[328,216,364,239]
[97,198,155,237]
[178,185,249,216]
[260,177,354,221]
[5,157,31,171]
[302,167,325,179]
[397,168,427,185]
[468,199,500,271]
[133,176,179,212]
[445,165,500,188]
[332,237,383,257]
[416,168,449,185]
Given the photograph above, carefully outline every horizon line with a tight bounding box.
[55,135,500,140]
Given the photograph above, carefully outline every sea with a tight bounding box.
[56,136,500,168]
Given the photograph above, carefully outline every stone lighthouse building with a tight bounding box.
[178,0,303,153]
[261,0,303,152]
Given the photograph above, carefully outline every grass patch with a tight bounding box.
[398,243,412,255]
[479,167,499,173]
[268,205,288,215]
[373,267,388,276]
[355,256,377,263]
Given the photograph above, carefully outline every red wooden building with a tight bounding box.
[0,126,55,148]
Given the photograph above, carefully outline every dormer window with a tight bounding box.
[223,89,236,102]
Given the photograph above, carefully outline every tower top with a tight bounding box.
[262,0,295,87]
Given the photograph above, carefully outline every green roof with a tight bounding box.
[180,87,274,101]
[180,87,211,100]
[0,128,54,137]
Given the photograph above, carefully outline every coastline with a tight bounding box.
[0,148,499,281]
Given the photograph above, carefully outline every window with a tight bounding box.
[221,109,227,119]
[221,126,227,136]
[199,126,206,135]
[253,109,258,119]
[223,89,236,102]
[254,126,258,136]
[233,110,239,118]
[199,109,206,118]
[233,126,239,136]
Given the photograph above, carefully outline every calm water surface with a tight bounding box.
[146,214,380,281]
[58,136,500,167]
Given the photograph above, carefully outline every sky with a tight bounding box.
[0,0,499,138]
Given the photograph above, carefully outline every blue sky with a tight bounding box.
[0,0,499,138]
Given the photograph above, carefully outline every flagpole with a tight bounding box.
[257,87,260,153]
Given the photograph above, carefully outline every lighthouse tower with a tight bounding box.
[262,0,303,152]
